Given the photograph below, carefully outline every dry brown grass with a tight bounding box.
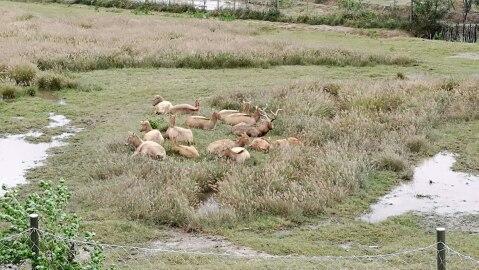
[0,6,413,70]
[79,78,478,229]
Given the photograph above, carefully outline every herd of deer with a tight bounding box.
[126,95,302,163]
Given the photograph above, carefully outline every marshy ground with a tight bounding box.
[0,1,478,269]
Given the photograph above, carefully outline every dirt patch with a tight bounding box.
[150,230,270,257]
[450,53,479,60]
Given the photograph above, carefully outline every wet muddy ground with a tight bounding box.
[0,113,79,195]
[361,152,479,223]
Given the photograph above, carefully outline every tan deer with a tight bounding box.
[169,99,200,115]
[139,120,164,144]
[171,141,199,159]
[153,95,173,115]
[272,137,303,149]
[249,137,270,152]
[217,101,253,120]
[185,112,220,130]
[220,147,250,163]
[222,107,261,126]
[231,109,281,137]
[164,115,194,144]
[207,133,250,155]
[127,132,166,160]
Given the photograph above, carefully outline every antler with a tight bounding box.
[268,108,282,122]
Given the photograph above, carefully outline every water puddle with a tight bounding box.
[47,113,71,128]
[0,114,79,195]
[361,152,479,223]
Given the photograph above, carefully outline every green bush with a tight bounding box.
[8,64,37,86]
[1,85,18,100]
[406,136,428,153]
[0,180,104,269]
[411,0,453,38]
[37,72,77,91]
[149,118,169,132]
[24,86,37,97]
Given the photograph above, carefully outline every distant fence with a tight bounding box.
[139,0,274,11]
[437,23,479,43]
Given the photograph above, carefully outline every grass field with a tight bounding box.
[1,1,478,269]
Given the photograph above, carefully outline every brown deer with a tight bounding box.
[168,99,200,115]
[139,120,164,144]
[185,112,220,130]
[127,132,166,160]
[164,115,194,144]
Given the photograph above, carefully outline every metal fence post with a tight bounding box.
[29,214,39,269]
[436,227,446,270]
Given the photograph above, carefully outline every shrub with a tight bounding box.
[8,63,37,86]
[37,72,77,91]
[0,63,8,79]
[1,85,18,100]
[440,79,459,91]
[396,72,406,80]
[411,0,453,38]
[406,136,428,153]
[322,83,341,97]
[0,181,104,269]
[149,118,169,132]
[25,86,37,97]
[377,152,407,173]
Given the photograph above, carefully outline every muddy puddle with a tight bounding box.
[0,114,79,195]
[361,152,479,223]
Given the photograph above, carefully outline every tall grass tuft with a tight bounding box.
[8,63,37,86]
[1,84,19,100]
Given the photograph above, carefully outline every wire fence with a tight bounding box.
[1,227,479,269]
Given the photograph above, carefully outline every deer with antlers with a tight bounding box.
[231,107,282,137]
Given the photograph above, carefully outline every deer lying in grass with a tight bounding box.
[222,107,261,126]
[164,115,194,144]
[153,95,173,115]
[272,137,303,149]
[139,120,164,144]
[231,109,281,137]
[220,147,250,163]
[185,112,220,130]
[127,132,166,160]
[250,137,270,152]
[169,99,200,115]
[217,101,252,120]
[171,141,199,159]
[207,133,250,155]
